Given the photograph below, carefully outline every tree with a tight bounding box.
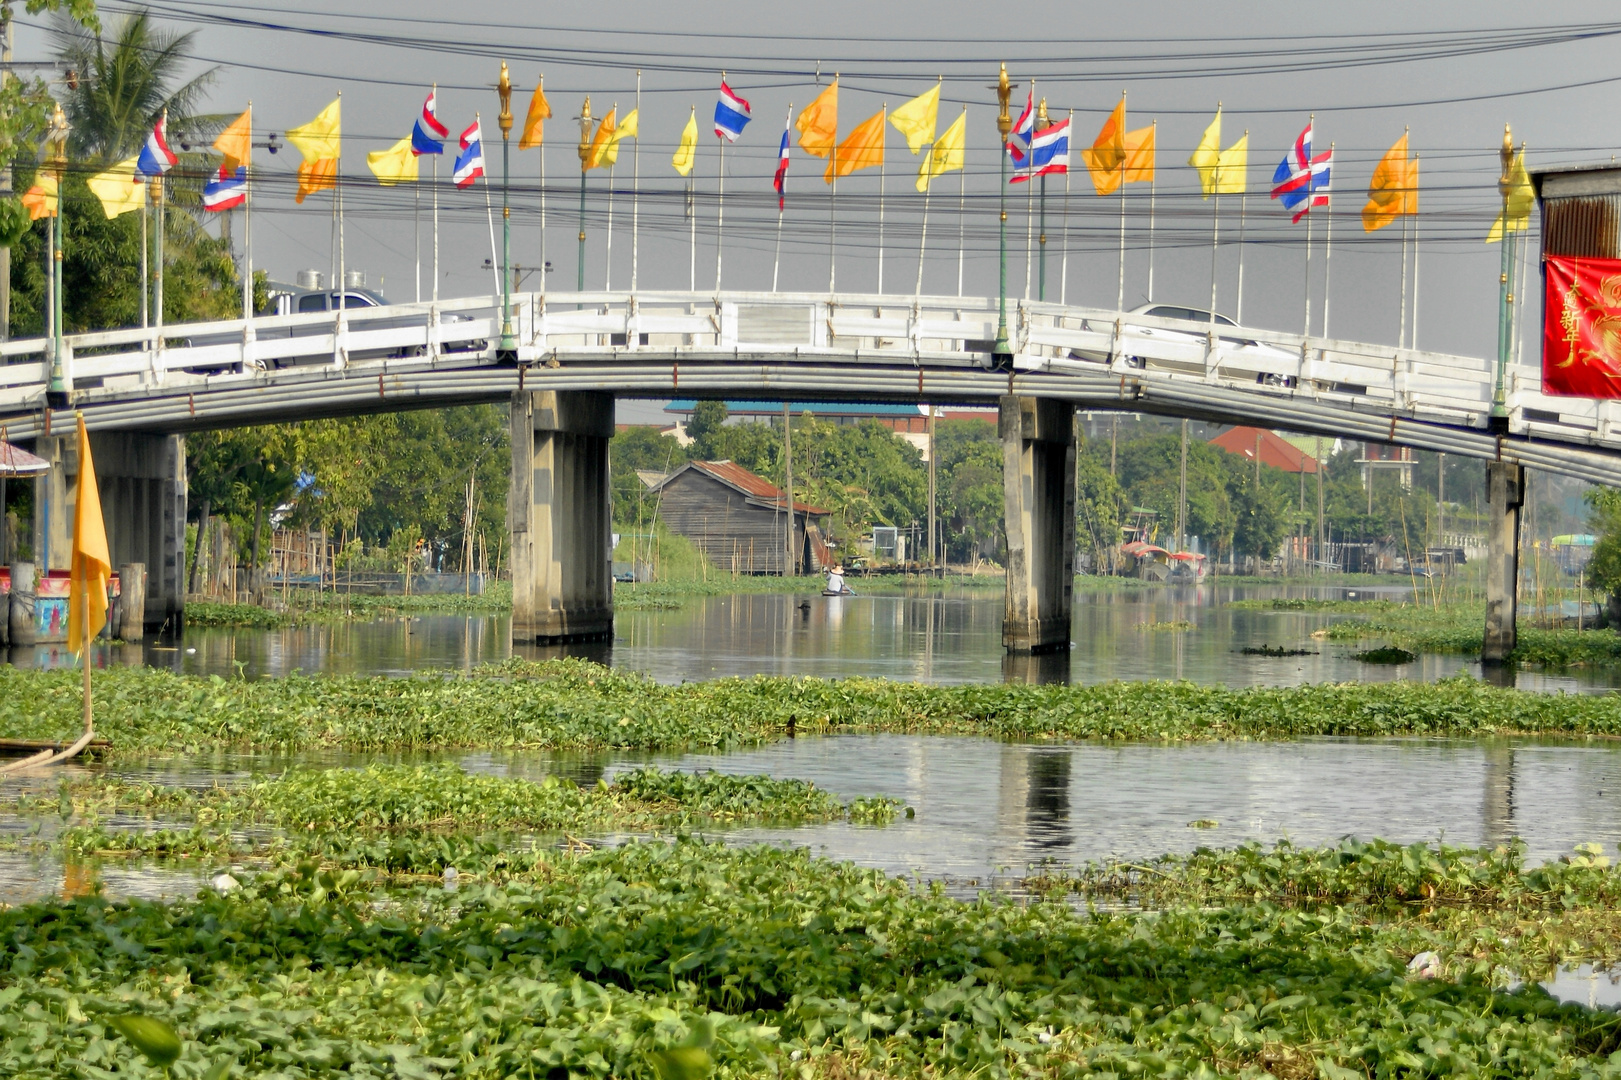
[1114,434,1234,554]
[1585,488,1621,618]
[935,421,1003,562]
[1075,442,1123,571]
[610,426,688,529]
[685,401,728,453]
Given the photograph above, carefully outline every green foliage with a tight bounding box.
[1074,440,1122,569]
[1588,488,1621,599]
[104,1014,181,1068]
[1115,433,1234,551]
[936,419,1003,561]
[5,660,1621,757]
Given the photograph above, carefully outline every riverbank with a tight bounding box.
[3,658,1620,756]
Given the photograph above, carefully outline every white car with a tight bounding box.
[1072,303,1297,387]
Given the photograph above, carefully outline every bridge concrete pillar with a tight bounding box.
[1000,395,1075,653]
[509,390,614,644]
[31,435,70,572]
[1482,461,1524,664]
[92,432,187,633]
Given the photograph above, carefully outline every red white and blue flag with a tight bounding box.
[453,120,484,188]
[714,81,751,142]
[1006,90,1035,167]
[1011,118,1070,183]
[1271,121,1331,224]
[773,122,790,210]
[134,115,177,180]
[202,165,247,211]
[412,89,448,155]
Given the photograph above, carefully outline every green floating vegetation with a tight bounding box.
[183,583,514,628]
[8,837,1621,1078]
[5,659,1621,756]
[1356,645,1419,665]
[43,762,900,838]
[1137,620,1195,632]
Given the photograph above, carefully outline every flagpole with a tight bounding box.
[1302,113,1313,339]
[1410,153,1421,351]
[1116,162,1125,311]
[1235,131,1248,326]
[1024,164,1034,301]
[1396,127,1409,349]
[155,175,164,352]
[632,71,641,293]
[337,93,347,348]
[539,76,547,296]
[1060,108,1071,306]
[687,105,696,292]
[714,126,725,294]
[243,102,253,325]
[139,203,148,329]
[1037,106,1047,304]
[414,167,421,303]
[877,105,887,295]
[956,109,966,298]
[775,104,790,293]
[480,114,500,297]
[1209,188,1220,330]
[1146,119,1157,302]
[915,155,930,297]
[829,143,838,294]
[605,151,615,291]
[577,97,591,294]
[1322,143,1334,339]
[432,89,441,303]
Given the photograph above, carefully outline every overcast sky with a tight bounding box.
[16,0,1621,400]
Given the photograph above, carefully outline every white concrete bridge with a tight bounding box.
[0,289,1605,654]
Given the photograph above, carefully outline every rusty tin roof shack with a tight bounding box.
[0,441,50,476]
[1532,163,1621,259]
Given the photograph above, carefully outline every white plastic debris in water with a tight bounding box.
[443,866,459,892]
[185,648,196,654]
[1407,951,1441,979]
[210,873,239,893]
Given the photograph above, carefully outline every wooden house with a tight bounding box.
[652,460,830,574]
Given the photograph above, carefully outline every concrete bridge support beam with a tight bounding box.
[1001,395,1076,653]
[509,390,614,644]
[1482,460,1525,664]
[94,432,187,632]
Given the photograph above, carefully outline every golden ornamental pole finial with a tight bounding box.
[578,96,593,168]
[996,64,1011,139]
[498,62,512,138]
[1499,123,1514,193]
[1037,97,1048,126]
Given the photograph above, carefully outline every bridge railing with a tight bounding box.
[0,289,1614,452]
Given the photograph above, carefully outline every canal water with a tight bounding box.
[14,583,1618,693]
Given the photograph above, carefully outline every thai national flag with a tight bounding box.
[773,124,790,210]
[412,89,448,155]
[713,80,751,142]
[134,115,177,180]
[453,120,484,188]
[1006,90,1034,167]
[202,165,247,211]
[1011,119,1069,184]
[1270,122,1331,224]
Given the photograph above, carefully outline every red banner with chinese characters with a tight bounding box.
[1544,254,1621,398]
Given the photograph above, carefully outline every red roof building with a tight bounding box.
[651,460,832,574]
[1207,426,1321,474]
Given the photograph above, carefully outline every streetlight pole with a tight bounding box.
[1490,123,1515,431]
[45,103,67,408]
[993,64,1013,362]
[497,62,515,357]
[576,97,591,294]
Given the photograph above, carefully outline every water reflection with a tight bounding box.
[3,584,1616,693]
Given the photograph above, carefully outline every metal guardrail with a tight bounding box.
[0,289,1616,468]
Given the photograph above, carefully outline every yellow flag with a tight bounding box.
[797,79,838,158]
[287,97,341,162]
[1082,97,1127,196]
[824,107,885,183]
[519,80,552,150]
[672,109,698,176]
[586,108,618,170]
[295,158,337,203]
[616,108,639,142]
[1122,124,1155,184]
[918,108,966,193]
[1214,134,1247,196]
[87,157,145,218]
[1362,132,1414,233]
[22,174,57,220]
[69,415,111,652]
[1487,146,1532,243]
[890,83,939,155]
[215,107,251,173]
[367,136,419,186]
[1189,109,1221,198]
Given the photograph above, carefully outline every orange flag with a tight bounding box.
[69,415,110,652]
[21,174,57,219]
[585,108,618,170]
[295,158,337,203]
[1362,132,1416,233]
[519,80,552,150]
[214,107,252,173]
[1082,97,1127,195]
[824,107,885,183]
[797,78,838,158]
[1122,124,1155,184]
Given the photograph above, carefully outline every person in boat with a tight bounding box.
[825,565,854,596]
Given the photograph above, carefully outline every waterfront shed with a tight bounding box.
[652,460,830,574]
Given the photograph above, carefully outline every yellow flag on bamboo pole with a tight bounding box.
[918,108,966,192]
[797,79,838,158]
[87,158,145,218]
[1189,108,1221,198]
[214,107,252,173]
[69,414,110,653]
[672,109,698,176]
[519,80,551,149]
[824,107,885,183]
[889,82,939,154]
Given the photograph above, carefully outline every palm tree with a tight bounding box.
[50,9,222,164]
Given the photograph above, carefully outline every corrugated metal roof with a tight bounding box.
[0,441,49,476]
[1208,426,1321,474]
[678,460,828,515]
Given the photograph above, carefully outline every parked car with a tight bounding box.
[1069,303,1296,387]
